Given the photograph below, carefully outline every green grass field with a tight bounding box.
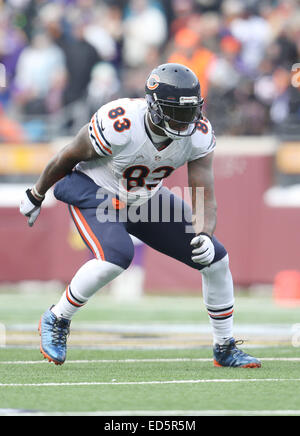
[0,288,300,416]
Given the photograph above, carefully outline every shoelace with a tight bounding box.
[52,319,70,346]
[218,339,245,353]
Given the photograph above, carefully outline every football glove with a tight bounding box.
[20,189,43,227]
[191,233,215,266]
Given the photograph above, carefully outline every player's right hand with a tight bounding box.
[191,234,215,266]
[19,189,43,227]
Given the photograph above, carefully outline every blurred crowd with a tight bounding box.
[0,0,299,143]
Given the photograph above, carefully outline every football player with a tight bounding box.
[20,63,261,368]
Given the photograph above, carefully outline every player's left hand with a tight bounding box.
[191,234,215,266]
[19,189,43,227]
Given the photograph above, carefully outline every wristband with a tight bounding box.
[197,232,213,240]
[26,189,43,207]
[32,185,45,200]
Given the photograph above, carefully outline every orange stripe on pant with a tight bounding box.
[69,205,105,261]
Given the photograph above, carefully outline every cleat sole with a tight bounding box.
[214,359,261,368]
[240,362,261,368]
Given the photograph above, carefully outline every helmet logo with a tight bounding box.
[147,74,160,90]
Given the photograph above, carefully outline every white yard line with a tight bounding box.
[62,409,300,416]
[1,378,300,387]
[1,410,300,416]
[5,323,293,335]
[0,357,300,365]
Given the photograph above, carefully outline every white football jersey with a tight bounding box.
[76,98,216,205]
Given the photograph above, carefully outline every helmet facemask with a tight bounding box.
[147,93,204,140]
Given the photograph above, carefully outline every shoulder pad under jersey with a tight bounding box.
[88,98,134,157]
[188,117,216,162]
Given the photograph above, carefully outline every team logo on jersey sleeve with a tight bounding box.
[147,74,160,90]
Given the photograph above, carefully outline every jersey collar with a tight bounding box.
[144,114,172,151]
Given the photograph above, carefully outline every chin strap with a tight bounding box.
[164,122,195,140]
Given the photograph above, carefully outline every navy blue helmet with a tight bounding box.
[145,63,204,139]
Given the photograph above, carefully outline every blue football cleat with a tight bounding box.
[38,306,70,365]
[213,338,261,368]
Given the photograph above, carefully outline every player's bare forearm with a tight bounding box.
[34,125,99,197]
[188,151,217,237]
[34,147,76,196]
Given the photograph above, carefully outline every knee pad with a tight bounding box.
[103,229,135,270]
[105,245,134,270]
